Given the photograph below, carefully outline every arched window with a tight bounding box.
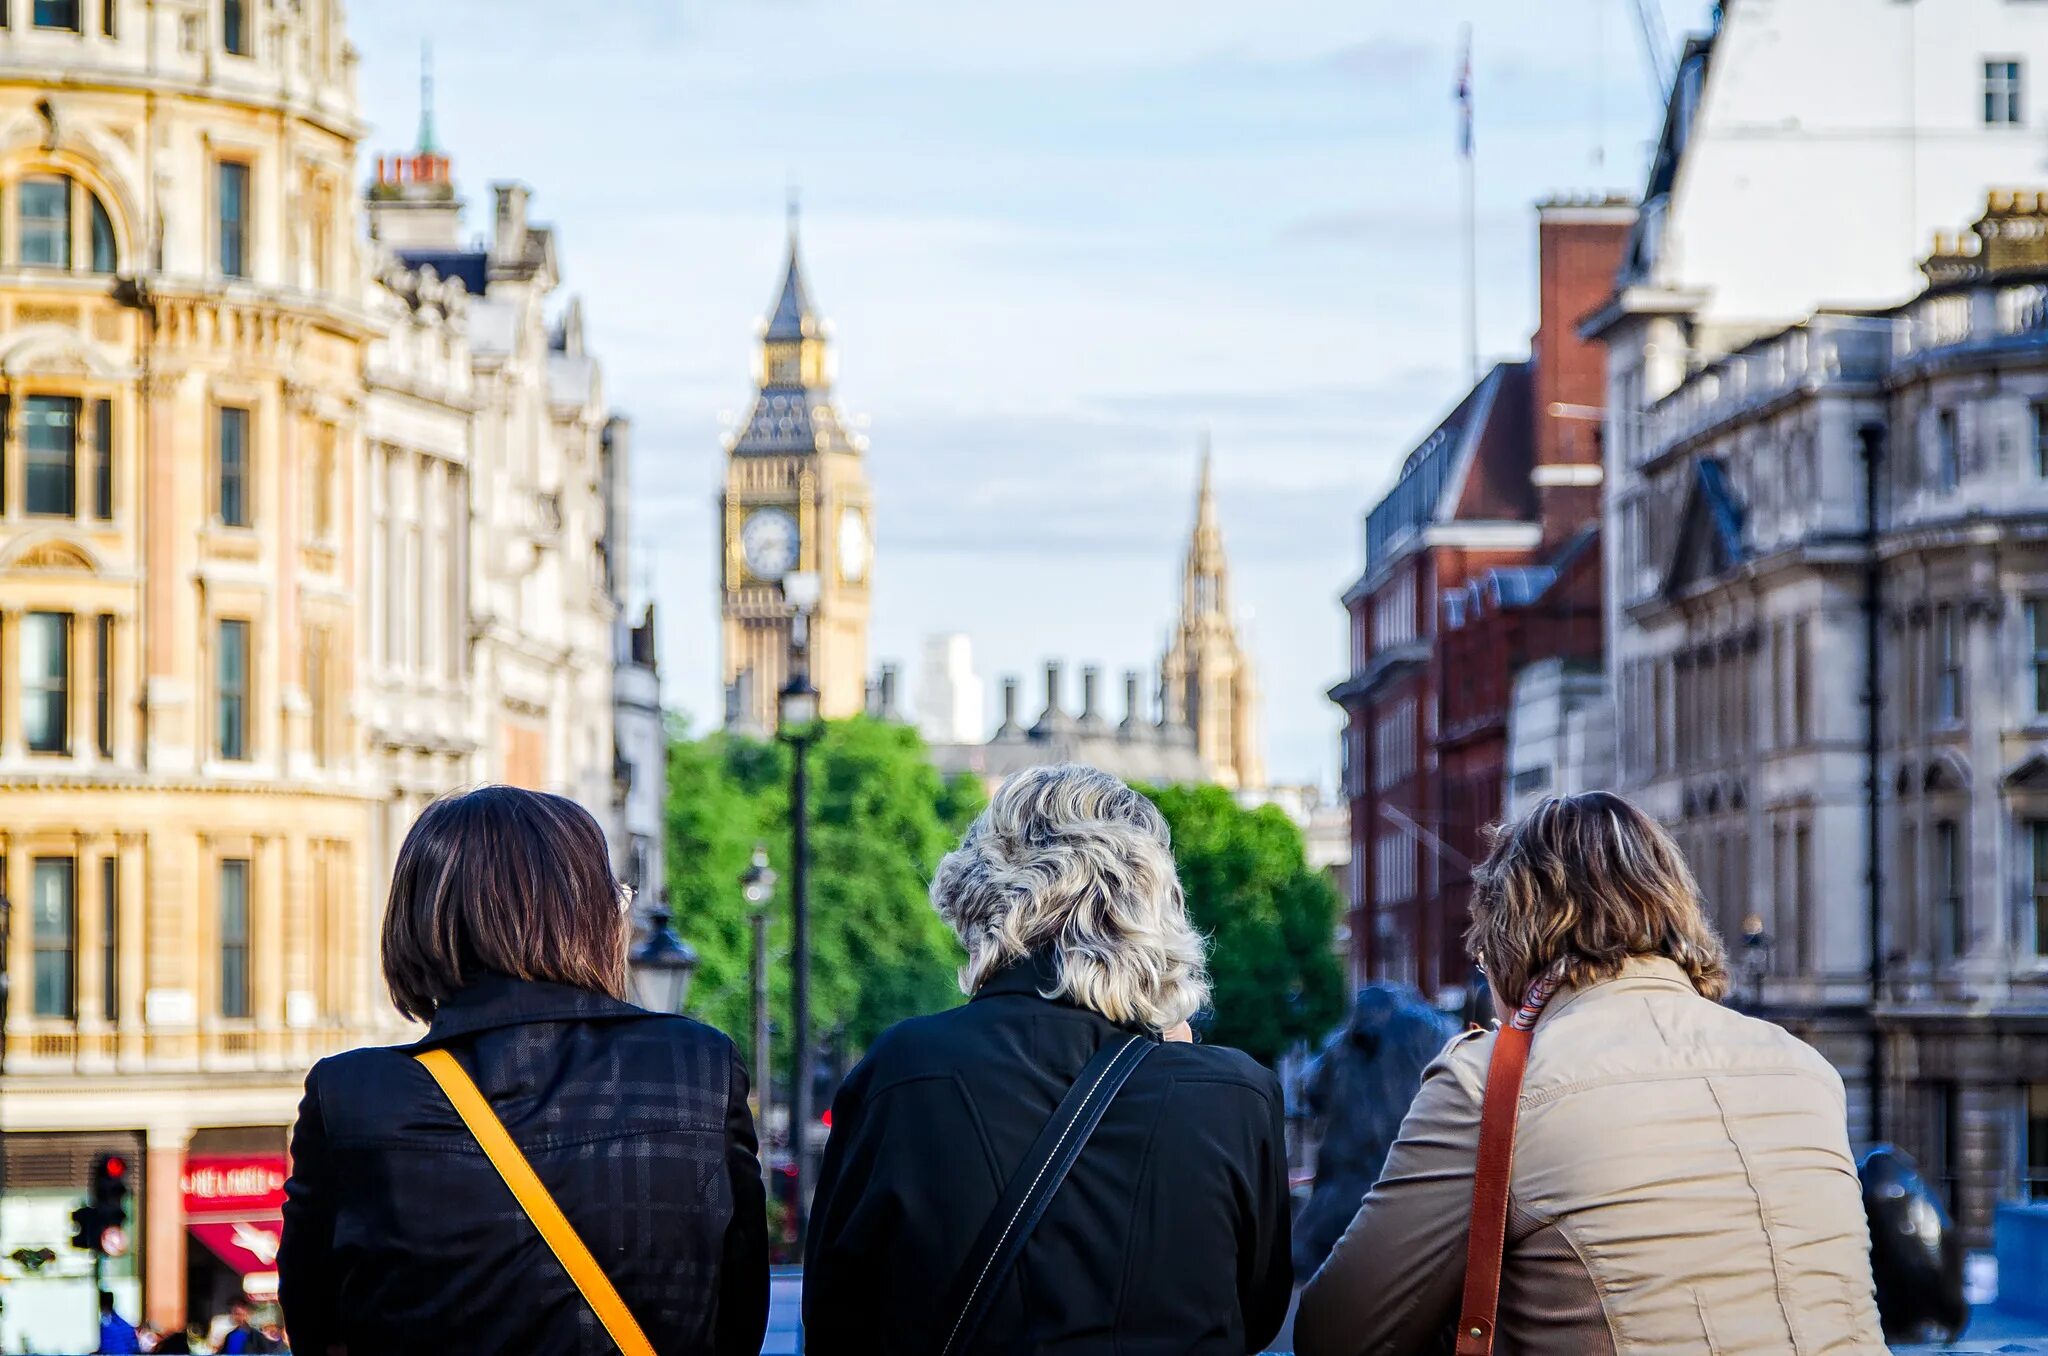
[11,174,121,273]
[90,191,116,273]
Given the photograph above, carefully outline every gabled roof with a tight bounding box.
[1663,456,1747,598]
[1362,361,1534,576]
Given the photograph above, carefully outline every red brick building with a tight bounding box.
[1331,198,1632,997]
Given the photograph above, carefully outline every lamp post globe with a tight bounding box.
[629,893,699,1015]
[741,844,778,909]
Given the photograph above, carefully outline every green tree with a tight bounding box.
[664,716,985,1073]
[1141,783,1346,1067]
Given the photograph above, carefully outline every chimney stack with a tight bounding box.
[1079,666,1104,729]
[1121,671,1143,735]
[995,677,1023,740]
[879,664,900,721]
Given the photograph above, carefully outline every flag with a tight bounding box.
[1456,25,1474,158]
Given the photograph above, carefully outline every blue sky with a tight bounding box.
[350,0,1710,786]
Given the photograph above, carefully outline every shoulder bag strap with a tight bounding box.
[415,1048,657,1356]
[1453,967,1564,1356]
[936,1033,1154,1356]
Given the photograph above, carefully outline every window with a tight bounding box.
[22,611,70,754]
[219,859,250,1018]
[94,613,112,757]
[31,857,76,1019]
[221,0,245,54]
[1936,409,1961,491]
[1930,1083,1962,1215]
[217,160,249,277]
[309,426,335,541]
[1987,59,2025,125]
[89,192,115,273]
[2033,402,2048,478]
[100,855,117,1023]
[216,405,249,526]
[2030,821,2048,958]
[100,0,113,35]
[216,618,249,761]
[31,0,78,30]
[1934,605,1962,724]
[1937,819,1965,959]
[24,394,78,516]
[1793,619,1812,744]
[20,175,72,267]
[91,397,112,519]
[2016,1083,2048,1201]
[2032,601,2048,718]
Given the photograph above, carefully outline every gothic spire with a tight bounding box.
[764,196,818,345]
[1187,435,1228,596]
[417,41,438,155]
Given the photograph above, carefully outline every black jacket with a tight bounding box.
[278,975,768,1356]
[804,953,1294,1354]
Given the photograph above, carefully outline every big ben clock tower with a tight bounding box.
[721,218,873,731]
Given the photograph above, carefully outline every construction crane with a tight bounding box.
[1629,0,1675,101]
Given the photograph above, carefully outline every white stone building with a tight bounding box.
[1591,0,2048,1246]
[1502,659,1614,823]
[917,633,983,746]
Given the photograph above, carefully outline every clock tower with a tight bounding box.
[721,219,873,732]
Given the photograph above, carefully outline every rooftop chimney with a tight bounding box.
[1120,671,1143,737]
[1078,666,1104,731]
[491,182,532,267]
[1033,662,1070,739]
[995,677,1023,740]
[879,664,900,722]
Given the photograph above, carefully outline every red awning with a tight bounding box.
[189,1219,281,1299]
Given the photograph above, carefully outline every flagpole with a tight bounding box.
[1459,24,1479,385]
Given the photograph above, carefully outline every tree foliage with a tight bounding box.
[1140,783,1347,1067]
[664,716,985,1075]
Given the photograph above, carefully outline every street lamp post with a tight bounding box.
[777,572,822,1255]
[739,844,777,1186]
[627,892,699,1016]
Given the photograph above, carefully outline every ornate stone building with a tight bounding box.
[720,222,872,732]
[0,0,374,1339]
[1160,448,1263,791]
[1605,193,2048,1245]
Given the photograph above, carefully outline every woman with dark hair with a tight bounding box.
[1297,791,1883,1356]
[278,786,767,1356]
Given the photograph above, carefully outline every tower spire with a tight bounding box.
[417,41,438,154]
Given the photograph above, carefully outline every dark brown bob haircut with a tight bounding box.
[382,786,628,1022]
[1466,790,1730,1008]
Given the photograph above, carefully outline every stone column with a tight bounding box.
[118,834,146,1065]
[255,834,285,1048]
[143,1125,189,1331]
[78,832,111,1051]
[0,607,19,758]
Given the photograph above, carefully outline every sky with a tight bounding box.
[349,0,1713,788]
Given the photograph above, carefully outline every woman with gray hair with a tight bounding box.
[804,764,1294,1354]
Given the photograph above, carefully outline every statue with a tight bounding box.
[1859,1145,1968,1344]
[1293,985,1459,1274]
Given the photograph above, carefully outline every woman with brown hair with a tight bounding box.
[278,786,767,1356]
[1297,791,1884,1356]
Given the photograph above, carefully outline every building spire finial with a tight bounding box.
[786,183,801,248]
[418,40,437,154]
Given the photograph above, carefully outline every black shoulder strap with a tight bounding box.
[935,1033,1154,1356]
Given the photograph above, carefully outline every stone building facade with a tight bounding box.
[1607,195,2048,1244]
[0,0,375,1339]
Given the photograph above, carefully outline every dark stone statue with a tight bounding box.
[1293,985,1460,1274]
[1859,1145,1969,1345]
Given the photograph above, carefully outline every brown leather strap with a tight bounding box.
[1454,965,1563,1356]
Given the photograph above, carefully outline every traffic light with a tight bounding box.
[69,1153,131,1255]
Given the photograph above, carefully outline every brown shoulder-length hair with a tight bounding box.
[382,786,629,1022]
[1465,790,1730,1007]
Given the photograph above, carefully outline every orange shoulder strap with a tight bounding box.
[415,1048,656,1356]
[1454,966,1564,1356]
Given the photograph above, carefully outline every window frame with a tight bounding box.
[1986,57,2026,126]
[91,396,113,520]
[30,855,77,1020]
[1934,605,1963,725]
[221,0,246,56]
[30,0,79,32]
[216,617,250,762]
[1936,818,1966,960]
[94,612,113,758]
[22,393,79,518]
[100,854,118,1023]
[21,609,71,755]
[216,158,251,278]
[2024,1082,2048,1202]
[215,404,251,527]
[1936,409,1962,491]
[19,173,73,269]
[218,857,251,1019]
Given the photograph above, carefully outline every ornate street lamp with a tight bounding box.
[777,571,822,1251]
[628,892,699,1016]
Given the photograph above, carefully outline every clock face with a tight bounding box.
[838,508,870,584]
[741,507,799,582]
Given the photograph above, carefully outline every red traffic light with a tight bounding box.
[103,1156,126,1179]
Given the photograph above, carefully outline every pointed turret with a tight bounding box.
[1158,438,1264,790]
[765,201,819,345]
[365,41,462,250]
[731,209,855,457]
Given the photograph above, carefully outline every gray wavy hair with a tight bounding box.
[931,764,1210,1029]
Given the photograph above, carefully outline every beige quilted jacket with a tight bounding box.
[1295,957,1885,1355]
